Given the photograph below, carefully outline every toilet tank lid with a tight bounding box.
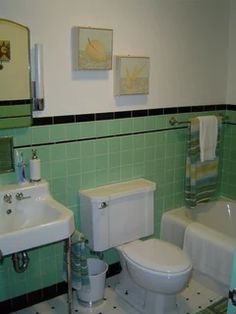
[79,178,156,201]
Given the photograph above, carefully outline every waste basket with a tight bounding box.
[76,258,108,306]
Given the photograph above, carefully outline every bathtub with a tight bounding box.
[160,199,236,294]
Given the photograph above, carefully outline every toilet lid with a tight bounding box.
[122,239,191,273]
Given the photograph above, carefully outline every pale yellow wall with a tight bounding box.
[0,20,30,100]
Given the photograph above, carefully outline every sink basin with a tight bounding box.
[0,180,75,256]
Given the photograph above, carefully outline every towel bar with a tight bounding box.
[169,115,228,126]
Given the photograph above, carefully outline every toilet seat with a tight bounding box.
[121,239,191,274]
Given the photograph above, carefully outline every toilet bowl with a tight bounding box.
[117,239,192,314]
[79,179,192,314]
[120,238,192,293]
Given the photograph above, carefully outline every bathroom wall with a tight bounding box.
[0,0,235,308]
[0,0,229,116]
[0,106,228,304]
[221,0,236,203]
[226,0,236,103]
[221,108,236,199]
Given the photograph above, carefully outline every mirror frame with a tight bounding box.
[0,136,14,173]
[0,18,32,128]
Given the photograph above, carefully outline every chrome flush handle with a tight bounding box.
[98,202,108,209]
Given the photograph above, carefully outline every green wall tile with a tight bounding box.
[32,126,50,144]
[66,123,80,140]
[0,109,235,304]
[50,124,66,142]
[108,137,120,152]
[109,167,121,182]
[50,143,66,161]
[120,136,133,151]
[144,116,156,131]
[0,117,32,129]
[12,128,32,146]
[96,169,109,185]
[96,155,109,170]
[96,120,109,137]
[66,141,80,159]
[0,104,31,118]
[133,117,145,132]
[109,119,121,135]
[51,160,67,178]
[95,139,109,155]
[79,122,95,139]
[120,118,132,133]
[80,140,95,157]
[80,156,96,172]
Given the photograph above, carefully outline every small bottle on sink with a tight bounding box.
[29,149,41,182]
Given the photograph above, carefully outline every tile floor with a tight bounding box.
[13,276,225,314]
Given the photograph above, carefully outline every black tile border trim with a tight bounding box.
[0,99,32,106]
[227,104,236,111]
[32,104,232,126]
[0,262,121,314]
[54,115,75,124]
[33,116,53,126]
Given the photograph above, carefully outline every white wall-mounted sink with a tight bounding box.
[0,180,75,256]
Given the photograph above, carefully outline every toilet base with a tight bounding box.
[145,291,178,314]
[116,268,179,314]
[116,282,179,314]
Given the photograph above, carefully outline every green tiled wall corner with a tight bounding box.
[220,110,236,198]
[0,109,234,303]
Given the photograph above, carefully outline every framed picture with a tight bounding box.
[114,56,150,96]
[0,40,11,61]
[74,27,113,70]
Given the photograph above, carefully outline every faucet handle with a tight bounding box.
[15,192,31,201]
[3,193,12,204]
[15,192,23,200]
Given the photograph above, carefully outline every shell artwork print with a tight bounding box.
[77,27,113,70]
[119,57,150,95]
[85,38,107,62]
[0,40,10,61]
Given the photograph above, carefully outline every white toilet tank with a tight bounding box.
[79,179,156,251]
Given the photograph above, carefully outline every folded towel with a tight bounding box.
[198,116,218,162]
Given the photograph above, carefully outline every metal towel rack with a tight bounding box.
[169,115,228,126]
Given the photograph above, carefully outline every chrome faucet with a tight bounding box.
[3,193,12,204]
[15,192,31,201]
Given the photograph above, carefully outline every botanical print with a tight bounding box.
[77,27,113,70]
[0,40,10,61]
[116,56,150,95]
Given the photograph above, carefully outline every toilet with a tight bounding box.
[79,179,192,314]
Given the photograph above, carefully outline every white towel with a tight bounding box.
[198,116,218,162]
[183,222,234,286]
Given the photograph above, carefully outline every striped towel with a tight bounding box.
[185,116,222,208]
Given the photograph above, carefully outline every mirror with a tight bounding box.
[0,19,31,100]
[0,19,32,129]
[0,137,14,173]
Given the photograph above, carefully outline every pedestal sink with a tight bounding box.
[0,180,75,256]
